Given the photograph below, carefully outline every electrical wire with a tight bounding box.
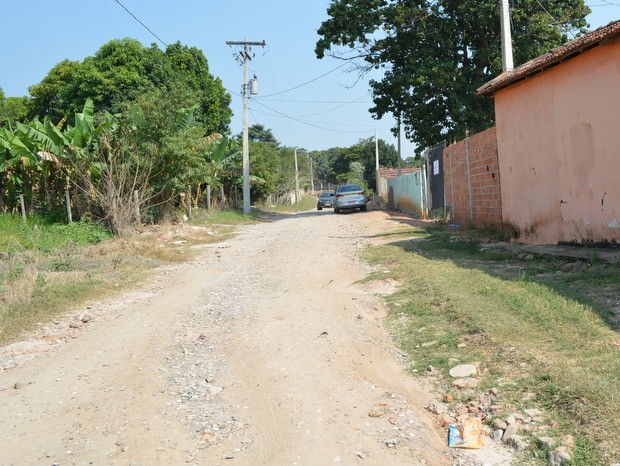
[251,99,377,134]
[286,93,373,118]
[261,48,299,146]
[589,0,620,6]
[258,61,350,98]
[112,0,168,48]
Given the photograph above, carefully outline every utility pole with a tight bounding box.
[375,129,380,197]
[294,148,300,203]
[500,0,514,71]
[225,39,266,214]
[308,154,315,193]
[397,113,402,176]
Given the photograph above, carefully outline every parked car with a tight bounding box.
[333,184,367,213]
[316,191,335,210]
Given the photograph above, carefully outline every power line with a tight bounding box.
[258,98,372,104]
[251,100,376,134]
[258,61,350,98]
[287,94,372,118]
[588,0,620,6]
[112,0,168,48]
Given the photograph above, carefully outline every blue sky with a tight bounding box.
[1,1,618,156]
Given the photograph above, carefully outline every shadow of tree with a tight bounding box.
[368,213,620,332]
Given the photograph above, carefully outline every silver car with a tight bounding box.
[333,183,367,213]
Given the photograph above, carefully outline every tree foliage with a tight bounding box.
[311,137,398,191]
[315,0,590,151]
[0,88,29,127]
[28,39,231,137]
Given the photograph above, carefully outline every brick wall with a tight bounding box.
[443,127,502,228]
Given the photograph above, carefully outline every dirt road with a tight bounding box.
[1,209,511,465]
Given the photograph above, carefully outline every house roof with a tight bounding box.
[477,19,620,96]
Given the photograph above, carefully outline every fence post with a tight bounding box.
[448,151,455,223]
[187,186,192,220]
[133,190,141,225]
[19,195,26,223]
[65,190,73,223]
[465,132,474,223]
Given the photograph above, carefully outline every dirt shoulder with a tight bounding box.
[0,209,512,465]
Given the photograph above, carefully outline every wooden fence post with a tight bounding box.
[134,190,141,225]
[65,190,73,224]
[19,195,26,223]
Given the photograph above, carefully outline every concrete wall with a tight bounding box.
[443,128,502,228]
[378,167,420,198]
[387,168,426,216]
[495,40,620,244]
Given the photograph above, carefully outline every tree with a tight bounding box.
[28,39,232,137]
[248,124,279,145]
[0,88,30,127]
[348,137,398,190]
[315,0,590,152]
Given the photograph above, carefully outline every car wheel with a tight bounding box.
[317,206,322,210]
[360,205,367,211]
[334,208,339,214]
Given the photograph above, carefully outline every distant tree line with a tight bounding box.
[1,38,400,234]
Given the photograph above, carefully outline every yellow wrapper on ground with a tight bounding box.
[448,417,483,449]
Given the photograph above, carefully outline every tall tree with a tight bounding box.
[0,88,30,127]
[28,39,231,137]
[315,0,589,152]
[248,124,279,145]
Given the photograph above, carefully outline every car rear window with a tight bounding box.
[338,185,362,193]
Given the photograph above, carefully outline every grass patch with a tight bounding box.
[191,207,263,226]
[362,224,620,464]
[0,214,111,253]
[257,194,317,213]
[0,210,250,346]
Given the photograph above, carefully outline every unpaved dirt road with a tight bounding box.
[1,209,511,465]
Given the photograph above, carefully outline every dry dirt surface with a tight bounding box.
[0,209,513,466]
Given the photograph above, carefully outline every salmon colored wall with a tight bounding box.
[495,40,620,244]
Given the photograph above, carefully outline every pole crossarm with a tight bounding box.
[225,40,266,47]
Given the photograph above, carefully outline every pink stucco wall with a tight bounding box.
[495,41,620,245]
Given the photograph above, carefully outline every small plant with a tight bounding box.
[36,273,46,287]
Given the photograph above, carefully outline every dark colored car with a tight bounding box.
[333,184,367,213]
[317,191,335,210]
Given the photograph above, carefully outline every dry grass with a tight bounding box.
[362,225,620,465]
[0,220,241,346]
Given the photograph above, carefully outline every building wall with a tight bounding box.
[443,128,502,228]
[495,41,620,244]
[378,167,420,197]
[387,168,426,216]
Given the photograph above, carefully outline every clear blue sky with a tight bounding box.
[1,1,618,156]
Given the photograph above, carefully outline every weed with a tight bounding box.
[36,273,46,287]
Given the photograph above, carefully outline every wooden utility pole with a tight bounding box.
[225,39,266,214]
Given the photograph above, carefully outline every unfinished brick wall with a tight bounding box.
[443,127,502,228]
